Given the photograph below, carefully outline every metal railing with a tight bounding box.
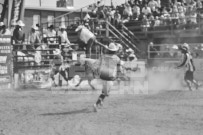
[148,43,203,59]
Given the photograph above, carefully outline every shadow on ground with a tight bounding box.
[40,108,92,116]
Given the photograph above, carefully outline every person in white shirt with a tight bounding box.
[46,24,56,43]
[57,24,70,45]
[142,4,151,16]
[132,4,140,20]
[148,0,158,12]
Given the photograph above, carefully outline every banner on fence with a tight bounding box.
[0,36,12,89]
[18,68,52,89]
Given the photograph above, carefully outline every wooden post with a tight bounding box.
[14,73,19,89]
[105,20,109,37]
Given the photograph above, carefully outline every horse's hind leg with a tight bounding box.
[88,79,96,90]
[50,71,57,87]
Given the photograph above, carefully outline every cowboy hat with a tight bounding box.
[126,48,134,53]
[59,24,66,29]
[53,49,61,55]
[182,43,189,50]
[75,25,85,32]
[31,24,38,30]
[17,20,25,27]
[48,24,54,29]
[0,22,4,26]
[129,53,136,58]
[172,45,179,49]
[107,43,119,51]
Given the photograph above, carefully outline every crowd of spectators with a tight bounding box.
[84,0,203,31]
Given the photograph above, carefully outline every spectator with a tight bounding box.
[153,7,161,17]
[28,24,41,45]
[46,24,56,43]
[148,0,158,12]
[149,42,159,58]
[123,3,133,19]
[171,5,179,25]
[114,10,122,26]
[148,13,155,27]
[159,15,165,25]
[142,15,150,31]
[157,0,161,8]
[0,22,11,36]
[132,4,140,20]
[12,20,25,44]
[154,16,161,26]
[196,0,202,8]
[57,24,71,45]
[142,4,152,16]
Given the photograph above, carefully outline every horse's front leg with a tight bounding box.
[75,77,83,87]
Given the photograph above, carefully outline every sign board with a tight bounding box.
[0,36,12,89]
[18,68,51,89]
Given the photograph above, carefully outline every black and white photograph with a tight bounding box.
[0,0,203,134]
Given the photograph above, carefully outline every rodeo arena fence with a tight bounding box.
[1,35,203,91]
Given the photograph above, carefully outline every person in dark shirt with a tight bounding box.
[12,20,25,44]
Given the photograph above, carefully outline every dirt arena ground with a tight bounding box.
[0,85,203,135]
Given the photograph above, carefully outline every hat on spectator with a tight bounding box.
[59,24,66,29]
[17,20,25,27]
[0,22,4,26]
[108,43,119,51]
[129,53,136,58]
[31,24,38,30]
[53,49,61,55]
[75,25,85,32]
[126,48,134,53]
[116,43,123,49]
[48,24,54,29]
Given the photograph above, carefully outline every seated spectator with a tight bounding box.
[149,42,160,58]
[177,2,186,17]
[142,15,150,31]
[179,13,186,25]
[12,20,25,44]
[171,5,179,25]
[157,0,161,8]
[154,16,161,27]
[0,22,11,36]
[132,4,140,20]
[148,14,155,27]
[142,4,151,16]
[57,24,71,46]
[123,3,133,19]
[46,24,56,43]
[165,14,172,28]
[159,15,165,26]
[153,7,161,17]
[28,24,41,45]
[196,0,202,8]
[148,0,158,12]
[114,10,122,26]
